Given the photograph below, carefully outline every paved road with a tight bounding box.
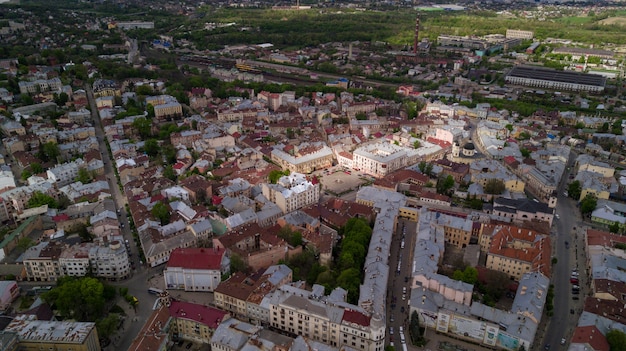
[85,85,160,349]
[386,218,417,347]
[537,151,583,351]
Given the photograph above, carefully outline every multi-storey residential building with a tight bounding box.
[145,95,183,119]
[115,21,154,29]
[169,300,230,344]
[5,315,101,351]
[23,241,64,282]
[267,284,384,351]
[89,241,131,280]
[59,243,90,277]
[92,79,120,98]
[47,159,85,188]
[483,224,551,280]
[0,179,56,219]
[18,77,63,95]
[271,142,334,174]
[261,173,319,214]
[470,159,525,194]
[440,214,475,249]
[214,272,259,319]
[352,142,420,178]
[217,222,300,271]
[164,247,228,292]
[576,154,615,178]
[171,130,202,148]
[137,219,198,267]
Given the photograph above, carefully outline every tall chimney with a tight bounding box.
[414,16,420,54]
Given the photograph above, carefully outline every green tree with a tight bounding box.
[151,202,171,225]
[77,168,91,184]
[607,329,626,351]
[355,112,367,120]
[484,179,505,195]
[609,222,621,234]
[131,117,152,138]
[136,85,154,96]
[27,191,58,209]
[143,139,159,157]
[413,140,421,149]
[96,313,120,341]
[505,124,513,132]
[38,141,60,162]
[268,169,289,184]
[42,277,106,321]
[452,266,478,285]
[568,180,582,200]
[580,194,597,215]
[230,253,249,274]
[436,175,455,195]
[31,162,43,174]
[16,237,34,252]
[20,169,32,181]
[520,148,531,158]
[163,165,177,181]
[336,268,361,304]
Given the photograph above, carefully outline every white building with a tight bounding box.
[47,159,85,187]
[261,173,319,214]
[164,247,229,292]
[59,241,131,280]
[352,142,421,178]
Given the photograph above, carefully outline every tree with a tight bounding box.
[77,168,91,184]
[31,162,43,174]
[143,139,159,157]
[151,202,171,225]
[16,237,34,252]
[336,268,361,304]
[38,141,60,162]
[42,276,106,321]
[413,140,421,149]
[27,191,58,209]
[96,313,120,341]
[484,179,505,195]
[609,222,621,234]
[436,175,455,195]
[20,169,32,181]
[520,148,531,158]
[268,169,289,184]
[452,266,478,285]
[230,253,249,274]
[131,117,152,138]
[355,112,367,120]
[163,165,177,181]
[607,329,626,351]
[580,194,597,215]
[568,180,582,200]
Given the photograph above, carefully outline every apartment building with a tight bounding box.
[268,284,384,351]
[171,130,202,148]
[18,77,62,95]
[261,173,319,214]
[164,247,228,292]
[56,241,131,281]
[491,197,554,226]
[483,224,551,280]
[47,159,85,188]
[92,79,120,98]
[170,300,230,344]
[505,29,534,40]
[23,241,64,282]
[137,219,198,267]
[6,315,101,351]
[271,142,334,174]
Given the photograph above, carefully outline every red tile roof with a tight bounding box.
[169,300,228,329]
[571,326,609,351]
[341,309,370,327]
[587,229,626,247]
[167,248,225,270]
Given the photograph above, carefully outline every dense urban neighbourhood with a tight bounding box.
[0,1,626,351]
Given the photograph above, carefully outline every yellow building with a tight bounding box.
[6,315,101,351]
[169,300,229,344]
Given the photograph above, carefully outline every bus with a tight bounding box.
[148,288,164,295]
